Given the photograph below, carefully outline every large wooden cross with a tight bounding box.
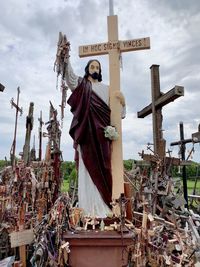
[79,14,150,200]
[138,65,184,159]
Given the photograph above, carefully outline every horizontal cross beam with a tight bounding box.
[79,37,150,57]
[11,99,23,114]
[137,86,184,118]
[139,152,181,166]
[170,138,193,146]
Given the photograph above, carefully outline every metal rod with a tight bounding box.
[109,0,114,16]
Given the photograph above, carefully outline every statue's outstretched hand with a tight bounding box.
[54,32,70,78]
[114,91,125,107]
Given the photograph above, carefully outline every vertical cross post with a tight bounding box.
[10,87,23,168]
[150,65,166,158]
[108,15,124,199]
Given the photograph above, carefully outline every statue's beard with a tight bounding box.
[89,72,99,80]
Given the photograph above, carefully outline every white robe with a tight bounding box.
[65,61,125,217]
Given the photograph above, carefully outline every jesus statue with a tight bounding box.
[64,49,126,218]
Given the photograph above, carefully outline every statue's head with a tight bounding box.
[84,59,102,82]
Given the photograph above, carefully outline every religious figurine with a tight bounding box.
[54,34,126,217]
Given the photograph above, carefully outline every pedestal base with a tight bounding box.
[64,230,134,267]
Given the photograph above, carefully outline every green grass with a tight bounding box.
[187,180,200,194]
[60,179,200,195]
[61,180,69,192]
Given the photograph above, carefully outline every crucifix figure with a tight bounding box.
[55,2,150,217]
[10,87,23,168]
[138,65,184,159]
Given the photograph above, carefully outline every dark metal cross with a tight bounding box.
[10,87,23,168]
[171,122,190,207]
[138,64,184,159]
[171,122,200,208]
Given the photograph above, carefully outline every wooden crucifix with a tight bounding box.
[79,5,150,200]
[138,65,184,159]
[10,87,23,168]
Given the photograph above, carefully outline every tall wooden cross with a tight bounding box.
[79,4,150,200]
[138,65,184,159]
[10,87,23,168]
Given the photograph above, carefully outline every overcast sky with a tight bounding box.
[0,0,200,163]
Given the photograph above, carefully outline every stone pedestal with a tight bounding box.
[64,230,134,267]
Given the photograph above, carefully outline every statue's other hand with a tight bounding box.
[114,91,125,107]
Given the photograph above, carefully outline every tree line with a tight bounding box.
[0,159,199,181]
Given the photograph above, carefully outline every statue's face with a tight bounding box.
[89,61,100,75]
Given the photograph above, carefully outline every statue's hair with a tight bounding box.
[84,59,102,82]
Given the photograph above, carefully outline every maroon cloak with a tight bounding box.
[67,78,112,207]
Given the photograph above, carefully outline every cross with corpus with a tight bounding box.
[79,2,150,200]
[138,65,184,159]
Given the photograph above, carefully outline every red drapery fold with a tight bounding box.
[67,78,112,207]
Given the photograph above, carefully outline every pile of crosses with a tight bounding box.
[0,92,63,265]
[0,159,61,265]
[30,194,71,267]
[124,158,200,266]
